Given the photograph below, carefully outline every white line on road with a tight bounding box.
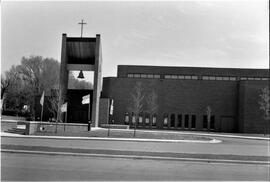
[1,149,269,165]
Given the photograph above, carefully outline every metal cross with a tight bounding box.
[78,19,87,38]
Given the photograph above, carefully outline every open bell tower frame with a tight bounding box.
[59,33,102,128]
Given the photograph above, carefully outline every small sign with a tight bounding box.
[61,102,67,112]
[82,94,90,104]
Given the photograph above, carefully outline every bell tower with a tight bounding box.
[59,33,102,128]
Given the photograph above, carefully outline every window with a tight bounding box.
[178,75,185,79]
[170,114,175,127]
[154,74,160,79]
[134,74,140,78]
[203,115,208,129]
[141,74,147,78]
[262,78,269,80]
[222,77,229,81]
[247,77,254,80]
[152,114,157,126]
[178,114,182,128]
[216,76,222,81]
[191,115,196,129]
[210,116,215,130]
[147,74,154,78]
[185,75,192,79]
[124,113,129,125]
[165,75,171,79]
[229,77,236,81]
[254,77,261,80]
[202,76,209,80]
[163,114,168,127]
[127,74,133,78]
[240,77,247,80]
[132,113,136,125]
[171,75,178,79]
[145,113,150,125]
[184,115,189,128]
[191,76,198,80]
[209,76,215,80]
[138,113,143,125]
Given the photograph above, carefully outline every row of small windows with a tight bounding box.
[164,75,198,80]
[240,77,269,81]
[125,113,157,126]
[127,73,160,79]
[124,113,215,130]
[202,76,236,81]
[127,73,269,81]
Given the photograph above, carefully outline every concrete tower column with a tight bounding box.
[92,34,103,127]
[59,33,69,121]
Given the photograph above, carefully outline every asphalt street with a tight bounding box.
[2,135,269,156]
[2,152,269,181]
[1,135,269,181]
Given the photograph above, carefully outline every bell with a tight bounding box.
[77,70,84,79]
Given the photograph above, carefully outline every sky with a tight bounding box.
[1,0,269,81]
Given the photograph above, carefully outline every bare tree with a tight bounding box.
[47,89,61,121]
[2,56,92,118]
[146,90,158,126]
[206,105,211,131]
[1,66,19,99]
[128,82,145,137]
[258,87,269,121]
[128,82,145,117]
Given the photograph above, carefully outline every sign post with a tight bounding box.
[60,102,67,132]
[107,99,114,137]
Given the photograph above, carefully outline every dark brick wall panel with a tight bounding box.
[239,81,269,134]
[102,77,238,132]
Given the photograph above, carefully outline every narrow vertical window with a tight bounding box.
[170,114,175,127]
[124,112,129,125]
[145,113,150,125]
[184,115,189,128]
[191,115,196,129]
[210,115,215,130]
[152,114,157,126]
[178,114,182,128]
[203,115,208,129]
[132,113,136,125]
[138,113,143,125]
[163,114,168,127]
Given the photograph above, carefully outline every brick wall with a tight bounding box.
[102,77,238,132]
[238,81,269,134]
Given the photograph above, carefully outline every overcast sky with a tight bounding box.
[1,0,269,80]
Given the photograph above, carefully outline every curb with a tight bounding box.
[108,129,270,141]
[2,149,268,165]
[0,133,222,144]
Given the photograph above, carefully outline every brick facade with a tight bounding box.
[101,65,269,134]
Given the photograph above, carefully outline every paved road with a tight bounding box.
[2,136,269,156]
[2,152,269,181]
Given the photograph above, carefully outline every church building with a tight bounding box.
[100,65,269,134]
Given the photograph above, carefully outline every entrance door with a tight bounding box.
[220,117,234,132]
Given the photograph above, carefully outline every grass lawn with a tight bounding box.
[35,128,211,141]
